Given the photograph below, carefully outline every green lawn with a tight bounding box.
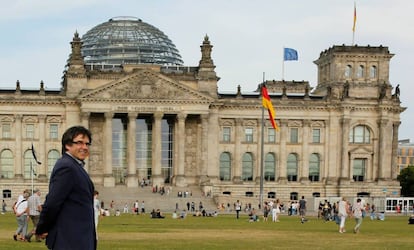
[0,212,412,250]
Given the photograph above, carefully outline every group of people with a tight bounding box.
[336,197,365,234]
[235,195,370,234]
[13,188,42,242]
[5,125,401,250]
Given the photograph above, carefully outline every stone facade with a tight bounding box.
[0,32,405,205]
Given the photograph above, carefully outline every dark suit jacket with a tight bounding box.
[36,153,96,250]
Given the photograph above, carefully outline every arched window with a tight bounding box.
[309,153,320,182]
[345,65,352,78]
[219,152,231,181]
[290,192,298,201]
[47,149,60,179]
[349,125,371,144]
[24,150,37,179]
[357,65,364,78]
[0,149,14,178]
[287,153,298,181]
[370,66,377,78]
[264,153,275,181]
[242,153,253,181]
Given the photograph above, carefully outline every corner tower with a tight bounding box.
[313,45,394,100]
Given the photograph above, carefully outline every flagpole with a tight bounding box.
[31,161,34,195]
[282,47,285,80]
[352,2,356,45]
[259,72,265,210]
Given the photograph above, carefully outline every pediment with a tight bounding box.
[80,70,213,102]
[349,146,373,155]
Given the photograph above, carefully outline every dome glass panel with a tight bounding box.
[81,16,183,66]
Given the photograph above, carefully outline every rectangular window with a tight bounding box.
[49,124,59,139]
[2,123,11,138]
[245,128,253,142]
[312,128,321,143]
[26,124,34,139]
[268,128,276,143]
[223,127,231,142]
[290,128,298,143]
[353,158,366,182]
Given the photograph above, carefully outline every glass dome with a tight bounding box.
[81,16,183,66]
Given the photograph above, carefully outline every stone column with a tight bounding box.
[103,112,115,187]
[14,114,23,178]
[199,114,210,184]
[80,112,90,129]
[391,122,401,179]
[339,118,350,184]
[255,118,262,184]
[207,109,219,183]
[151,112,163,186]
[278,119,288,183]
[80,112,90,172]
[232,118,243,183]
[378,119,391,180]
[127,112,138,187]
[175,113,187,187]
[300,120,311,183]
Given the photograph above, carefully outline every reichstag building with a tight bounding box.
[0,17,405,205]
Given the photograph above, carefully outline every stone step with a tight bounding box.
[95,185,217,214]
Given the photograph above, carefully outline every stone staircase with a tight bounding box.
[95,184,218,214]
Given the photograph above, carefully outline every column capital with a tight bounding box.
[128,112,138,120]
[104,112,114,119]
[377,119,389,127]
[279,119,288,127]
[153,112,163,120]
[303,119,312,127]
[38,114,47,121]
[340,118,351,126]
[80,112,90,119]
[235,118,243,125]
[14,114,23,121]
[200,113,209,120]
[177,112,187,121]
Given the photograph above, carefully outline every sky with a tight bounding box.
[0,0,413,140]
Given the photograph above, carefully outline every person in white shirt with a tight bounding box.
[13,189,30,241]
[338,197,350,233]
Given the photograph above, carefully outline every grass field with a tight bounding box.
[0,212,412,250]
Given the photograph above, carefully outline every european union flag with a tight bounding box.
[284,48,298,61]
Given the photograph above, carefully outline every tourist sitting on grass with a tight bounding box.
[180,210,187,219]
[150,209,165,218]
[249,208,258,222]
[172,211,178,219]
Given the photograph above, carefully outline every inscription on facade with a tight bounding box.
[113,106,178,112]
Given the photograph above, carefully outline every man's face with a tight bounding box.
[66,134,90,161]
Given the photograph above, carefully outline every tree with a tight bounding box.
[397,165,414,196]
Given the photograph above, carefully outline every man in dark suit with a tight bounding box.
[36,126,96,250]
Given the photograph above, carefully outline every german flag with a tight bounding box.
[262,85,279,130]
[352,2,357,32]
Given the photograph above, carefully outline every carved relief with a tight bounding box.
[83,71,209,101]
